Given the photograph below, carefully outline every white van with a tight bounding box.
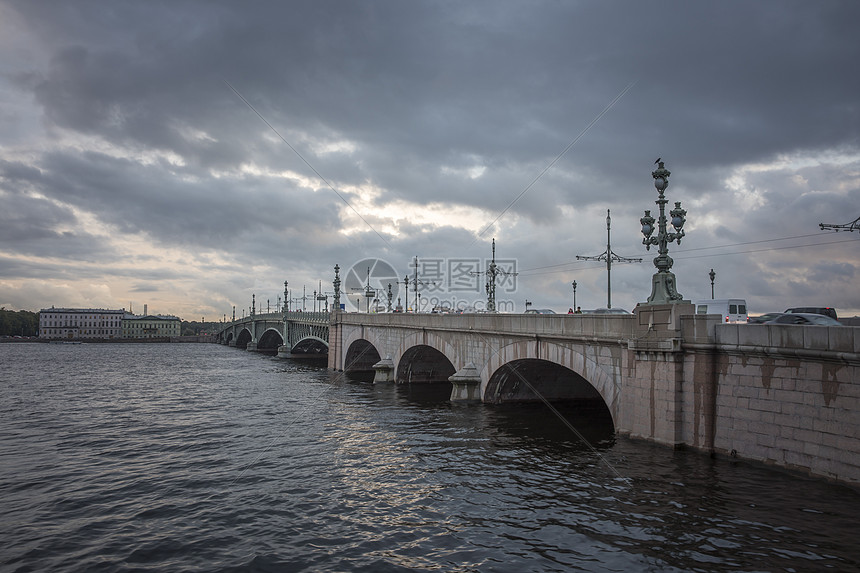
[695,299,748,323]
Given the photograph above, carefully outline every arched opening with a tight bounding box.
[225,332,234,344]
[344,339,381,372]
[485,359,613,430]
[485,359,615,440]
[396,345,455,385]
[257,329,284,353]
[235,329,252,349]
[292,338,329,355]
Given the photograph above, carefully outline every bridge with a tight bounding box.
[217,311,329,356]
[217,303,860,486]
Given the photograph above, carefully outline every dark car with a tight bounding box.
[590,308,631,315]
[749,312,783,324]
[785,307,838,320]
[766,313,842,326]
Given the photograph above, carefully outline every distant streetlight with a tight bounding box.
[640,159,688,304]
[471,238,516,313]
[709,269,716,299]
[571,281,577,310]
[578,210,641,309]
[408,257,436,312]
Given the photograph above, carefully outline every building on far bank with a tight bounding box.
[122,313,181,339]
[38,307,125,339]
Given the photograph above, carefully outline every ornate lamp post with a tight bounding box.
[333,265,341,311]
[572,281,577,310]
[640,159,688,304]
[709,268,716,299]
[471,238,516,313]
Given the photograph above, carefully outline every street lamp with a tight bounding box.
[578,210,641,309]
[572,281,577,310]
[333,265,341,311]
[640,159,688,304]
[471,238,516,313]
[709,268,716,299]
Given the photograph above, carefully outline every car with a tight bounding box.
[764,313,842,326]
[785,307,838,320]
[524,308,556,314]
[590,308,631,314]
[748,312,783,324]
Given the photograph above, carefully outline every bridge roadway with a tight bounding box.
[218,304,860,486]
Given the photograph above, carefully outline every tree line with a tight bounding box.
[180,321,221,336]
[0,309,39,337]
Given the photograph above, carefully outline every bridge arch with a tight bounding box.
[257,328,284,352]
[292,336,329,355]
[486,358,614,429]
[396,344,456,385]
[393,330,460,385]
[235,328,252,349]
[344,338,382,372]
[485,339,620,428]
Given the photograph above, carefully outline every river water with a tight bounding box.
[2,342,859,572]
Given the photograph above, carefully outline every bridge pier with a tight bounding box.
[449,362,482,402]
[372,357,395,383]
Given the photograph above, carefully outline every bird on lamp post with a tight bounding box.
[640,159,688,305]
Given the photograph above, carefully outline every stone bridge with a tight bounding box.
[216,304,860,485]
[329,304,860,486]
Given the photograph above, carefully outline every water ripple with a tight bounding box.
[2,343,860,572]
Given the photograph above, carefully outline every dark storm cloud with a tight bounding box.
[2,0,859,314]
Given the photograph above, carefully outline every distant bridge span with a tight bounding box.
[217,311,328,355]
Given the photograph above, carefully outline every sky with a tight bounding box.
[1,0,858,320]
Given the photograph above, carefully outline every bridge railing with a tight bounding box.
[332,311,635,341]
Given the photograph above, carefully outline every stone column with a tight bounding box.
[449,362,482,402]
[372,356,395,383]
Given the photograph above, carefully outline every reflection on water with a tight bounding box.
[2,342,859,572]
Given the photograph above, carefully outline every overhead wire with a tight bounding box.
[515,233,859,278]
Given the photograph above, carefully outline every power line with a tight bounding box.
[517,235,858,278]
[468,80,638,248]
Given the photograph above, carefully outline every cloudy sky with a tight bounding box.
[1,0,858,319]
